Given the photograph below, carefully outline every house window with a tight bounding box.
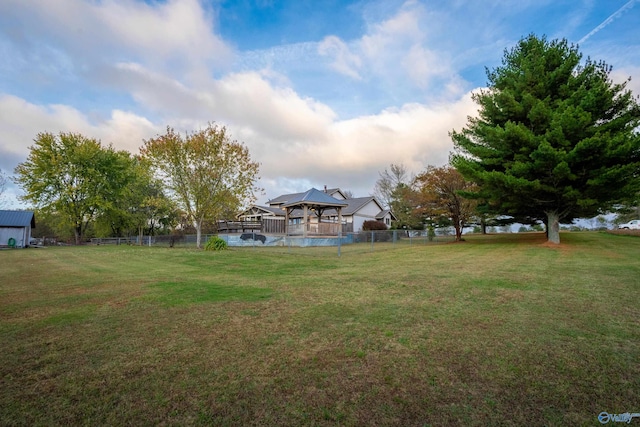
[385,218,390,225]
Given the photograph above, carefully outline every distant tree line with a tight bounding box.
[14,124,260,248]
[12,35,640,246]
[376,35,640,244]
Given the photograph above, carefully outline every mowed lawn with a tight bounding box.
[1,232,639,426]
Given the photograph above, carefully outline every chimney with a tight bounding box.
[324,185,327,193]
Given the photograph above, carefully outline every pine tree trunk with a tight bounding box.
[546,211,560,244]
[544,217,549,239]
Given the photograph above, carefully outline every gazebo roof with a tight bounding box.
[281,188,348,209]
[268,188,342,206]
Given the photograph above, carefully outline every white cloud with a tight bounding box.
[3,0,635,210]
[360,0,424,60]
[0,0,233,81]
[249,90,479,201]
[214,72,337,140]
[0,95,89,160]
[105,61,338,143]
[108,62,203,118]
[0,94,161,207]
[403,44,450,88]
[0,94,158,159]
[318,36,362,80]
[315,0,457,97]
[611,66,640,95]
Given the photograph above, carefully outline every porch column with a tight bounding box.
[303,205,308,237]
[285,208,289,236]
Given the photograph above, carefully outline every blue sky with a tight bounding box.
[1,0,639,208]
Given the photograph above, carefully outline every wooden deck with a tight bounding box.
[217,219,352,235]
[217,220,262,233]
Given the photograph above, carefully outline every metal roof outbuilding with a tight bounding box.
[0,210,36,228]
[0,210,36,248]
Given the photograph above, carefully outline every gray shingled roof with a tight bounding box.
[281,188,348,208]
[260,206,286,215]
[268,188,342,205]
[320,197,383,216]
[247,205,286,216]
[0,210,35,228]
[341,197,377,215]
[376,209,396,220]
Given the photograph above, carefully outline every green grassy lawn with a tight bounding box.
[1,232,639,426]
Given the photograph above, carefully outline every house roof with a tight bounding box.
[281,188,348,209]
[376,209,397,220]
[240,194,395,220]
[241,189,395,221]
[260,206,285,215]
[239,205,284,216]
[342,197,380,215]
[320,197,383,216]
[0,210,35,228]
[268,188,342,205]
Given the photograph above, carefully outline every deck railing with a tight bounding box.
[217,219,352,235]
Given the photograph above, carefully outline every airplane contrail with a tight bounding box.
[578,0,637,45]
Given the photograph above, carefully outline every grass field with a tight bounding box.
[1,232,639,426]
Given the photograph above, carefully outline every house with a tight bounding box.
[334,196,395,231]
[237,187,395,234]
[0,210,36,248]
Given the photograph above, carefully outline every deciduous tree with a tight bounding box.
[389,183,423,230]
[14,132,135,244]
[451,35,640,244]
[373,163,410,209]
[413,165,478,241]
[141,124,260,248]
[95,156,178,239]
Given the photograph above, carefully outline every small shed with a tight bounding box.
[0,210,36,248]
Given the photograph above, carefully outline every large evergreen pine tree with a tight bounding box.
[451,35,640,243]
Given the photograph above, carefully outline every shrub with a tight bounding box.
[362,220,387,231]
[427,226,436,241]
[204,236,228,251]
